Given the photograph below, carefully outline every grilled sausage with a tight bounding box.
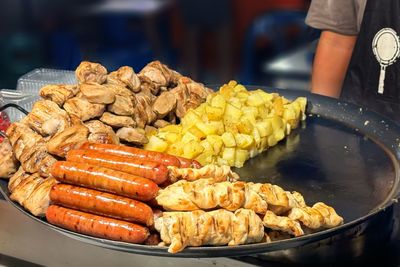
[80,143,199,168]
[175,156,202,168]
[66,149,168,185]
[50,161,159,201]
[50,184,154,226]
[46,205,149,243]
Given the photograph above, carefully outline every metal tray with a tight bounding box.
[1,87,399,258]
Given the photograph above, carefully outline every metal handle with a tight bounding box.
[0,103,29,115]
[378,66,386,94]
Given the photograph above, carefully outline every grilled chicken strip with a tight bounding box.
[85,120,120,144]
[262,210,304,237]
[155,209,264,253]
[8,167,30,192]
[156,178,305,215]
[115,127,148,145]
[23,177,58,216]
[107,66,141,92]
[76,61,107,84]
[0,139,19,179]
[167,165,239,183]
[39,84,79,106]
[288,202,344,229]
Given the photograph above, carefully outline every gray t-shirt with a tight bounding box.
[306,0,367,35]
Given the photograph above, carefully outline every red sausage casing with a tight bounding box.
[46,205,149,244]
[50,161,159,201]
[50,184,154,226]
[66,149,168,185]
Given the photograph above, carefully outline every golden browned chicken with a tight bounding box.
[115,127,148,145]
[167,164,239,183]
[63,96,105,121]
[46,124,89,157]
[155,208,264,253]
[262,210,304,237]
[23,177,58,216]
[0,139,19,179]
[288,202,344,229]
[8,167,30,192]
[39,84,79,106]
[85,120,120,145]
[139,61,182,95]
[100,112,136,128]
[21,100,71,137]
[76,61,108,84]
[79,83,116,104]
[107,66,141,92]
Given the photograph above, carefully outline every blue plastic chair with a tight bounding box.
[240,10,319,84]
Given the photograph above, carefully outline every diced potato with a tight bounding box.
[181,131,199,143]
[206,106,224,120]
[195,151,214,166]
[144,136,168,152]
[236,118,253,135]
[189,126,206,139]
[222,147,236,166]
[273,97,284,116]
[206,135,224,155]
[196,121,217,136]
[233,84,246,93]
[211,94,226,110]
[183,141,204,159]
[247,93,264,106]
[229,97,242,109]
[208,121,225,135]
[255,121,273,137]
[242,106,258,118]
[235,149,249,168]
[258,90,274,102]
[164,132,180,144]
[224,103,242,122]
[274,129,285,142]
[159,125,182,133]
[267,135,277,147]
[221,132,236,147]
[167,142,184,156]
[236,91,250,100]
[235,133,254,149]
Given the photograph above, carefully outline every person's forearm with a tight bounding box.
[311,31,357,98]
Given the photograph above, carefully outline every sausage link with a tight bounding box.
[50,161,159,201]
[80,143,181,167]
[66,149,168,185]
[50,184,154,226]
[175,156,202,168]
[46,205,149,244]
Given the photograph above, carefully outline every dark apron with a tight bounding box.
[341,0,400,123]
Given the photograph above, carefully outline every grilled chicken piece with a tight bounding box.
[170,77,212,118]
[107,66,141,92]
[22,100,71,137]
[47,124,89,157]
[139,61,182,95]
[79,82,115,104]
[262,210,304,237]
[134,93,157,128]
[10,173,44,205]
[0,139,19,179]
[76,61,107,84]
[23,177,58,216]
[153,119,170,128]
[64,96,105,121]
[107,95,136,116]
[85,120,119,144]
[116,127,147,145]
[157,179,267,214]
[153,92,177,118]
[40,84,79,106]
[167,165,239,183]
[156,178,306,215]
[155,209,264,253]
[288,202,344,229]
[6,122,42,160]
[19,142,57,176]
[100,112,136,128]
[8,167,30,192]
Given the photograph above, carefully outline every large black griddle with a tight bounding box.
[1,87,399,260]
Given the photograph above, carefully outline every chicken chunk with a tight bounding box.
[79,82,116,104]
[116,127,148,145]
[23,177,58,217]
[0,139,19,179]
[85,120,119,144]
[75,61,107,84]
[107,66,141,92]
[47,124,89,157]
[64,96,105,121]
[100,112,136,128]
[40,84,79,106]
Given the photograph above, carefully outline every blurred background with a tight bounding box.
[0,0,319,90]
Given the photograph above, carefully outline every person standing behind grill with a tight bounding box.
[306,0,400,122]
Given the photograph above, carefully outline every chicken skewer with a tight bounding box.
[154,208,265,253]
[156,178,305,215]
[167,164,239,183]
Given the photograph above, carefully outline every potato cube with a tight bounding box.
[144,136,168,152]
[159,125,182,133]
[222,147,236,166]
[196,121,217,136]
[183,141,204,159]
[224,103,242,122]
[206,106,224,120]
[247,93,265,106]
[255,121,273,137]
[206,135,224,155]
[208,121,225,135]
[235,133,254,149]
[211,94,227,110]
[235,149,249,168]
[182,131,199,143]
[221,132,236,147]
